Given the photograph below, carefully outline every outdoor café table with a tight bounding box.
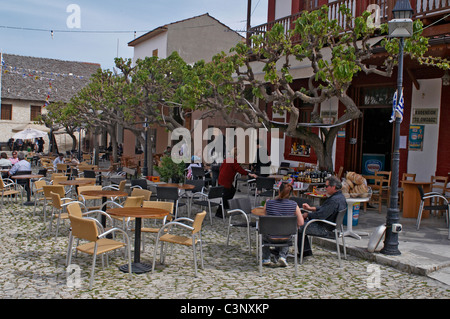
[344,197,370,240]
[11,174,43,205]
[401,180,433,219]
[58,179,97,197]
[80,190,128,228]
[107,206,170,274]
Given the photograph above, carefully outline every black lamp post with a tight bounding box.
[143,118,149,177]
[381,0,414,256]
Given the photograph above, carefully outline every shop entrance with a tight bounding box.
[360,107,393,174]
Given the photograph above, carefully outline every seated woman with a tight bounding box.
[262,183,304,267]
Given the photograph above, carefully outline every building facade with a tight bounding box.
[0,53,100,153]
[125,13,244,159]
[249,0,449,182]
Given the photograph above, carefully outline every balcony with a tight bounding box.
[249,0,450,45]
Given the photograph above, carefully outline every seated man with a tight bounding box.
[53,153,65,170]
[298,175,347,257]
[8,152,31,176]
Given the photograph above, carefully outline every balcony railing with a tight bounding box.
[249,0,450,45]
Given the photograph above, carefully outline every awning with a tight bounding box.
[12,123,51,133]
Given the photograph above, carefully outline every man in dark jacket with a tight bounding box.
[298,175,347,257]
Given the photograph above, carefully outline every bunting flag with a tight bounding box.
[390,89,404,123]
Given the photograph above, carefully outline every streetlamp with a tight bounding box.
[143,118,149,177]
[382,0,414,256]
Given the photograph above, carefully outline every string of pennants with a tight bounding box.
[1,60,85,107]
[1,64,86,81]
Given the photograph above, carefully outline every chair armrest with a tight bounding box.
[130,185,142,189]
[423,194,449,203]
[100,200,123,210]
[102,185,119,191]
[304,218,336,230]
[158,220,195,234]
[99,227,131,245]
[83,209,114,224]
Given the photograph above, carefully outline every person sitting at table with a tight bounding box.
[53,153,65,170]
[9,151,19,165]
[262,183,304,267]
[0,152,12,168]
[8,152,31,176]
[298,175,347,258]
[216,147,258,218]
[69,154,80,165]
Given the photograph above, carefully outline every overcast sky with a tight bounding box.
[0,0,268,70]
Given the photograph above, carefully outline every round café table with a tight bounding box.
[107,206,170,274]
[11,174,43,205]
[80,190,128,227]
[59,179,97,197]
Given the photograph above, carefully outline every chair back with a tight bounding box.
[185,179,205,193]
[156,186,179,201]
[143,201,174,220]
[131,179,148,189]
[258,215,297,237]
[228,197,252,214]
[37,169,48,177]
[69,215,98,242]
[375,171,391,186]
[50,191,63,210]
[0,178,5,190]
[192,211,207,234]
[43,185,65,199]
[78,185,102,200]
[34,180,47,191]
[191,166,206,179]
[56,163,68,172]
[256,177,275,191]
[83,170,96,179]
[334,208,348,230]
[123,196,144,207]
[52,175,68,185]
[67,202,84,218]
[431,176,448,194]
[207,186,224,199]
[130,188,152,201]
[402,173,416,181]
[118,180,126,192]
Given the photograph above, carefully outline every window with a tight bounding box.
[1,104,12,120]
[30,105,42,121]
[152,49,158,57]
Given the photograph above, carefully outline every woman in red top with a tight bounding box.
[216,147,258,217]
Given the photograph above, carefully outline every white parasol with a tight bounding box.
[13,128,48,140]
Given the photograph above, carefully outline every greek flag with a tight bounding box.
[390,89,404,123]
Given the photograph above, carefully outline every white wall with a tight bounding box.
[275,0,292,19]
[133,32,168,63]
[407,79,441,181]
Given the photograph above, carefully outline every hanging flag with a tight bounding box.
[390,89,404,123]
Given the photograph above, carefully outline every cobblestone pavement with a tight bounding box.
[0,201,449,300]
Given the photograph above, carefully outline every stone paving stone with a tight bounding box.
[0,200,449,299]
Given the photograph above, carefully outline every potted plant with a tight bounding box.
[155,155,186,183]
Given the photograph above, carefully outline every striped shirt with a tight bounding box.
[265,198,297,216]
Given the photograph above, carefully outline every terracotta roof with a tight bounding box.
[1,53,100,103]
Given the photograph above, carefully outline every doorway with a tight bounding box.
[361,107,393,174]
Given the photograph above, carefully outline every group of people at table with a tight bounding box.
[216,147,347,268]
